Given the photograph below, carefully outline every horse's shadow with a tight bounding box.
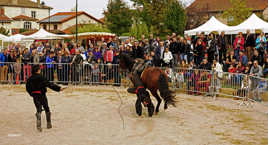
[122,100,174,119]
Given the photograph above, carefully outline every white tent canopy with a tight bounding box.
[227,14,268,34]
[185,16,232,35]
[23,28,63,40]
[6,34,26,42]
[77,32,116,37]
[0,34,8,41]
[62,32,116,38]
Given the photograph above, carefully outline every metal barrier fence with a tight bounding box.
[0,62,267,102]
[0,62,128,86]
[167,67,267,103]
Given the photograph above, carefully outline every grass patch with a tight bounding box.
[261,138,268,145]
[233,113,253,124]
[106,96,119,102]
[228,138,255,145]
[205,104,235,112]
[214,132,255,145]
[185,97,199,102]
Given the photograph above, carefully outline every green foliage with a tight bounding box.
[0,27,9,36]
[222,0,252,26]
[121,32,130,36]
[19,28,27,34]
[130,20,149,39]
[130,0,186,36]
[164,1,187,35]
[104,0,133,36]
[131,0,169,35]
[70,23,110,34]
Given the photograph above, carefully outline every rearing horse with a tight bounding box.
[119,53,176,114]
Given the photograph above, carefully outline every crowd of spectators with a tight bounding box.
[0,31,267,85]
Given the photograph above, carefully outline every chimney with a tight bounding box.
[0,8,4,16]
[12,0,18,5]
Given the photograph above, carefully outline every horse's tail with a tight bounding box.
[158,73,176,107]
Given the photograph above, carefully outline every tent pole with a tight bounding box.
[231,35,232,46]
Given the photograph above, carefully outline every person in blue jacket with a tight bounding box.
[46,52,55,81]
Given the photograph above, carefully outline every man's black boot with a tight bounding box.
[46,112,52,129]
[35,113,42,132]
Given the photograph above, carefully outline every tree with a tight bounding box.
[130,19,149,39]
[104,0,133,36]
[0,27,9,36]
[164,1,187,35]
[222,0,252,26]
[131,0,170,35]
[130,0,186,36]
[70,23,110,34]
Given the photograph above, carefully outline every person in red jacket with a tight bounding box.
[104,45,114,64]
[228,64,237,73]
[234,32,245,61]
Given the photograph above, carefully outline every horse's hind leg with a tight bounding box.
[147,103,155,117]
[152,91,162,114]
[164,101,168,110]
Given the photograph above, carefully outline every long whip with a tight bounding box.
[113,86,125,130]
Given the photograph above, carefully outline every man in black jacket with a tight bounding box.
[169,37,179,67]
[26,65,64,132]
[71,49,83,84]
[245,30,255,60]
[218,31,228,63]
[132,41,144,59]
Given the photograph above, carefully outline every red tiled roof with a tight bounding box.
[39,11,104,24]
[12,15,38,21]
[0,14,12,22]
[99,17,105,23]
[187,0,268,13]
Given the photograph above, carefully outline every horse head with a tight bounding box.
[119,52,135,72]
[137,88,152,107]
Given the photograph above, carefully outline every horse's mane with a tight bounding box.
[119,52,135,72]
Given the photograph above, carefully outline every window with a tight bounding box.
[31,11,36,19]
[12,29,17,34]
[43,24,47,30]
[228,16,234,23]
[53,24,57,30]
[24,22,32,29]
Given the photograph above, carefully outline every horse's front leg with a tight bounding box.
[152,91,162,114]
[135,99,142,116]
[147,102,155,117]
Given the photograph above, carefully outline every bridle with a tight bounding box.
[136,86,150,106]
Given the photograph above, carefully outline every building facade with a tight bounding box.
[0,0,51,34]
[186,0,268,29]
[39,11,104,34]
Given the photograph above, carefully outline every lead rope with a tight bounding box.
[113,86,125,130]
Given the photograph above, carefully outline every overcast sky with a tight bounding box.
[42,0,194,19]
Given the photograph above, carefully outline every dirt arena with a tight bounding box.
[0,85,268,145]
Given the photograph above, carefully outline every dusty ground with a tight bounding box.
[0,85,268,145]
